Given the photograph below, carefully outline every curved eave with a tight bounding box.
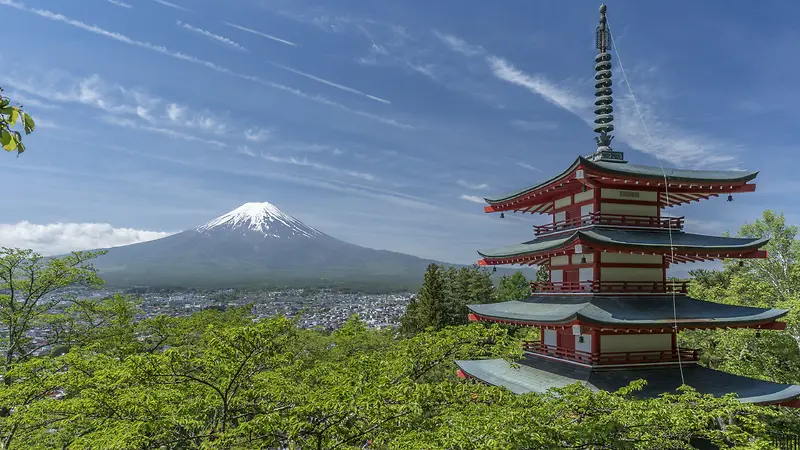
[455,358,800,405]
[467,300,789,329]
[579,230,770,254]
[484,158,581,205]
[468,309,789,330]
[588,158,760,184]
[483,156,759,211]
[477,229,769,263]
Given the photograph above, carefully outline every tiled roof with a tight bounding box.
[467,294,787,326]
[456,356,800,405]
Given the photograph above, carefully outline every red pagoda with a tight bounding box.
[455,4,800,407]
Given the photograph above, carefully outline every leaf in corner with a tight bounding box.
[1,130,16,151]
[7,108,19,126]
[22,112,35,134]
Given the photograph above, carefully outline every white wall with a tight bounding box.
[600,202,658,216]
[574,190,594,204]
[601,267,663,282]
[600,253,663,264]
[554,196,573,209]
[580,203,594,216]
[550,269,563,283]
[600,189,658,202]
[554,211,566,223]
[575,334,592,353]
[551,255,569,266]
[600,334,672,353]
[543,329,557,347]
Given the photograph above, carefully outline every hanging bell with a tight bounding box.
[727,194,733,202]
[500,212,505,219]
[738,260,744,267]
[492,266,497,273]
[580,256,587,264]
[581,185,588,193]
[756,330,761,338]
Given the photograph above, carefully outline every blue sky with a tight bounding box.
[0,0,797,267]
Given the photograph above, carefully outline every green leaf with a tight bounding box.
[22,112,34,134]
[7,107,19,126]
[0,130,16,151]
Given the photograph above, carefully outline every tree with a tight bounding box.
[0,88,35,155]
[535,264,549,283]
[400,263,448,334]
[497,271,531,301]
[0,248,105,448]
[683,210,800,384]
[400,264,495,335]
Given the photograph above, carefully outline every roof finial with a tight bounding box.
[593,3,614,152]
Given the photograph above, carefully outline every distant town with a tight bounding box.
[19,287,413,354]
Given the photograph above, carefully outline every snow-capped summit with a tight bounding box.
[196,201,322,238]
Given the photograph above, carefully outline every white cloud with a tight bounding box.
[457,180,488,190]
[237,145,256,157]
[106,0,131,8]
[488,55,739,168]
[151,0,189,12]
[103,116,227,147]
[488,56,588,113]
[517,162,543,172]
[177,21,247,52]
[460,194,486,204]
[260,153,376,181]
[1,71,233,139]
[166,103,184,121]
[223,22,297,47]
[244,128,271,142]
[434,31,485,57]
[270,63,391,105]
[0,0,412,129]
[0,221,171,256]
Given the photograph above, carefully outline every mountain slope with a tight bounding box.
[90,202,455,290]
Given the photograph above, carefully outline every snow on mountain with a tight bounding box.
[195,202,322,239]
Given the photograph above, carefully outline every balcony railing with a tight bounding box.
[530,280,689,294]
[534,213,684,236]
[522,341,699,366]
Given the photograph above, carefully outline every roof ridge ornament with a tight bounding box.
[588,4,626,164]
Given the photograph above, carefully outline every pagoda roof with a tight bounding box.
[484,157,758,211]
[455,356,800,405]
[467,294,787,328]
[478,227,767,264]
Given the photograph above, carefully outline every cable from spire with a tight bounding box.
[594,4,615,151]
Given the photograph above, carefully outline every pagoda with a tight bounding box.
[455,5,800,407]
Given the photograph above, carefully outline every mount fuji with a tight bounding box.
[89,202,450,290]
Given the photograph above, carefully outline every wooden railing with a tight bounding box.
[530,280,689,294]
[533,213,684,235]
[522,341,699,366]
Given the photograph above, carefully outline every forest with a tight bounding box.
[0,210,797,449]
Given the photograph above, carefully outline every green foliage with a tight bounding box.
[535,264,549,283]
[0,88,35,155]
[400,264,495,335]
[683,210,800,385]
[497,271,531,301]
[0,296,780,449]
